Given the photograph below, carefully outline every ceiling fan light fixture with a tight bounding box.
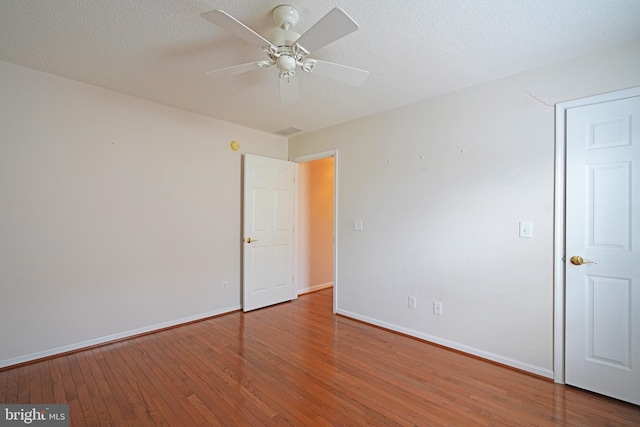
[276,55,296,73]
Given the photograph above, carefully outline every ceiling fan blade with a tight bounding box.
[309,60,369,87]
[294,7,358,53]
[201,10,274,49]
[279,74,300,103]
[204,62,269,77]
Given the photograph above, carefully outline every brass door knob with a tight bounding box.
[570,255,597,266]
[246,237,257,243]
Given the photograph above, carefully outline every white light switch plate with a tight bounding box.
[519,221,533,238]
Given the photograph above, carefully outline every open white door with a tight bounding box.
[242,154,296,312]
[565,94,640,405]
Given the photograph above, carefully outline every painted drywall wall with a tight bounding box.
[296,158,334,294]
[288,40,640,377]
[0,60,287,366]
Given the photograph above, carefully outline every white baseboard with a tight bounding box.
[298,282,333,295]
[0,305,241,369]
[336,308,554,379]
[3,302,553,379]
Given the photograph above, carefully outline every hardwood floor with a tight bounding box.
[1,289,639,426]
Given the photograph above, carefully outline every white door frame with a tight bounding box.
[553,86,640,383]
[290,150,339,314]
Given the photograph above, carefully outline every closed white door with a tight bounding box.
[242,154,296,312]
[565,95,640,405]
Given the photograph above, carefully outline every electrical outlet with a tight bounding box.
[433,301,443,316]
[408,296,417,309]
[353,220,363,231]
[223,281,228,291]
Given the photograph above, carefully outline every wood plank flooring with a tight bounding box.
[1,289,639,426]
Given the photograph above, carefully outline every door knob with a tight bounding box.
[570,255,597,266]
[246,237,257,243]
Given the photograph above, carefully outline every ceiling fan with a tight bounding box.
[201,5,369,102]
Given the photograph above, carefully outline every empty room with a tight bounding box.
[1,1,640,425]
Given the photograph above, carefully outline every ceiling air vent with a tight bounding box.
[275,127,302,136]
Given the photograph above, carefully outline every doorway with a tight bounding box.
[292,150,338,313]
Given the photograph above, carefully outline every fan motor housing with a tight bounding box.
[268,28,300,48]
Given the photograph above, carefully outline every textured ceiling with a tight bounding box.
[1,0,640,135]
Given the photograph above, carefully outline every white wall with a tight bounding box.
[0,60,287,367]
[296,158,334,294]
[288,40,640,377]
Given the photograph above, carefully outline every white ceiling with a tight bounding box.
[1,1,640,136]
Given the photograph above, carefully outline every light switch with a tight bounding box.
[519,221,533,238]
[353,220,363,231]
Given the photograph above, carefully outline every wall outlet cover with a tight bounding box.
[433,301,443,316]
